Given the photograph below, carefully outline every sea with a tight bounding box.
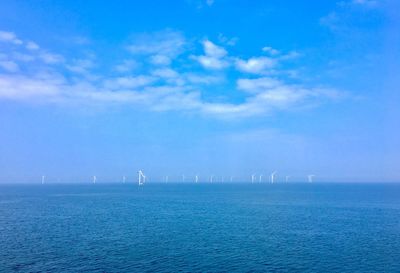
[0,183,399,272]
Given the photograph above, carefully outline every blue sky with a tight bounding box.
[0,0,399,183]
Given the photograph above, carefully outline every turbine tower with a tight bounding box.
[251,174,255,183]
[210,175,214,183]
[308,174,315,183]
[122,176,126,184]
[195,175,199,183]
[270,171,277,184]
[165,175,168,183]
[285,175,290,183]
[138,170,146,186]
[259,175,263,183]
[41,175,45,185]
[93,175,96,184]
[230,176,233,182]
[182,174,185,183]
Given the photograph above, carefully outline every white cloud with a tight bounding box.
[203,40,227,58]
[152,68,179,79]
[218,34,238,46]
[237,77,282,93]
[114,60,139,73]
[66,59,95,74]
[351,0,378,7]
[150,54,171,66]
[0,70,340,119]
[194,55,229,70]
[13,52,35,62]
[185,73,224,85]
[0,29,342,120]
[127,30,186,59]
[0,73,64,99]
[0,61,19,72]
[321,0,380,31]
[193,39,229,70]
[103,75,156,89]
[39,52,64,64]
[235,56,276,74]
[26,41,39,50]
[151,68,185,86]
[0,30,22,45]
[206,0,214,6]
[280,51,300,60]
[262,46,279,55]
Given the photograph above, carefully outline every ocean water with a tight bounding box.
[0,183,399,272]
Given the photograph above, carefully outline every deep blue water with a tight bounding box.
[1,183,400,272]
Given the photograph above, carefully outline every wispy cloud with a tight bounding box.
[0,60,19,72]
[262,46,280,55]
[218,33,238,46]
[206,0,214,6]
[0,29,342,119]
[150,54,171,66]
[103,75,156,90]
[237,77,282,93]
[349,0,378,7]
[66,59,95,74]
[0,31,22,45]
[321,0,381,31]
[114,59,139,73]
[26,41,40,50]
[235,56,276,74]
[39,52,64,64]
[192,39,229,70]
[127,30,186,61]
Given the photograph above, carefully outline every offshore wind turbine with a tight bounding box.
[210,175,214,183]
[165,175,168,183]
[308,175,315,183]
[251,174,255,183]
[259,175,263,183]
[138,170,145,186]
[285,175,290,183]
[182,174,185,183]
[93,175,96,184]
[270,171,277,184]
[122,176,126,184]
[195,175,199,183]
[41,175,45,185]
[230,176,233,182]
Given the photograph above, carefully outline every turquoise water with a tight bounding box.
[1,183,399,272]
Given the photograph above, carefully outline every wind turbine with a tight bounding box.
[285,175,290,183]
[122,176,126,184]
[41,175,45,185]
[259,175,263,183]
[251,174,256,183]
[138,170,145,186]
[182,174,185,183]
[308,175,315,183]
[270,171,277,184]
[195,175,199,183]
[210,175,214,183]
[221,176,224,183]
[230,176,233,182]
[165,175,168,183]
[93,175,96,184]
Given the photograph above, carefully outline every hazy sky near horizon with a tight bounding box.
[0,0,399,183]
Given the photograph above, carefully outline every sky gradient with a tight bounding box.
[0,0,399,183]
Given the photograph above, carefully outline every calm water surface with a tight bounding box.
[1,183,399,272]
